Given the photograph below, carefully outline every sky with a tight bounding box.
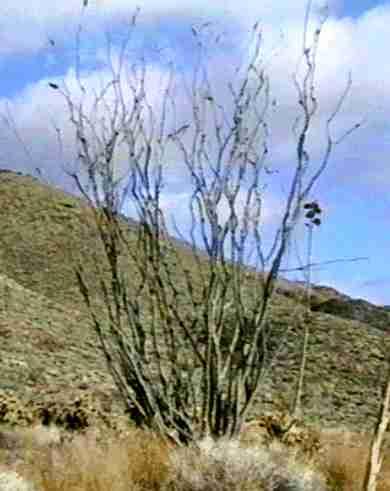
[0,0,389,306]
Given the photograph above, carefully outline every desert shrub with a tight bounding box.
[167,436,327,491]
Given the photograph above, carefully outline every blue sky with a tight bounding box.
[335,0,384,17]
[0,0,389,306]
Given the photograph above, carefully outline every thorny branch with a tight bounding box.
[48,3,360,445]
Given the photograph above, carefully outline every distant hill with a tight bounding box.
[0,168,389,433]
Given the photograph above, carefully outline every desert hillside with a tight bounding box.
[0,168,389,433]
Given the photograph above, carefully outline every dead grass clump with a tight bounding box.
[0,427,23,450]
[0,469,36,491]
[318,428,390,490]
[19,424,64,449]
[167,436,327,491]
[322,442,367,490]
[10,423,390,491]
[15,426,171,491]
[0,423,66,470]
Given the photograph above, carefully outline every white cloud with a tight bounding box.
[1,0,390,195]
[0,0,338,56]
[0,57,175,184]
[159,188,283,227]
[151,185,285,265]
[2,1,390,304]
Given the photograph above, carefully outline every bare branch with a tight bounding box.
[47,1,361,445]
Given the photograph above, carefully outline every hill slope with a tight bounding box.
[0,169,389,433]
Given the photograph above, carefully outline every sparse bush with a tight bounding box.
[59,0,359,446]
[167,437,327,491]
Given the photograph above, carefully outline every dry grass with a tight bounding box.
[10,425,171,491]
[317,427,390,490]
[1,423,390,491]
[0,469,36,491]
[0,423,334,491]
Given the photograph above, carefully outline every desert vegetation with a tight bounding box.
[1,421,390,490]
[1,1,390,490]
[52,0,360,447]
